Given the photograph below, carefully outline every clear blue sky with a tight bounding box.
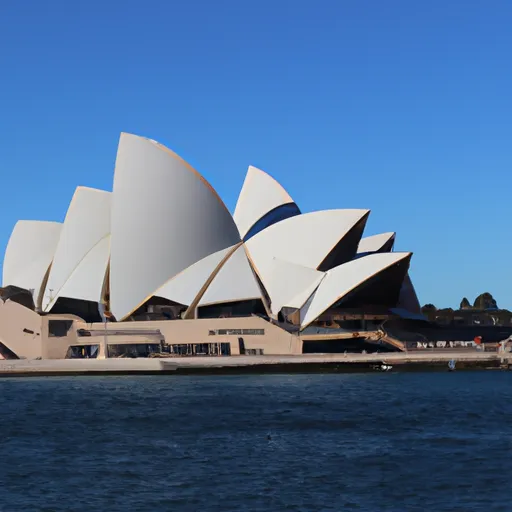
[1,0,511,309]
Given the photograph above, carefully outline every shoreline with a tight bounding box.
[1,351,510,377]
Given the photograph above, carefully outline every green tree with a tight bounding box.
[473,292,498,310]
[460,297,471,309]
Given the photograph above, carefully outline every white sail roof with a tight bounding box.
[253,257,325,315]
[300,252,412,328]
[357,232,395,254]
[199,245,262,306]
[299,287,319,326]
[156,244,238,306]
[233,166,296,239]
[245,209,370,274]
[110,133,241,320]
[2,220,62,304]
[42,187,111,311]
[51,236,111,307]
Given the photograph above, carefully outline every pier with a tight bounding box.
[0,351,510,376]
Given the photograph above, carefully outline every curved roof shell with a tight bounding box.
[233,166,298,239]
[155,244,239,307]
[300,252,412,328]
[262,258,325,315]
[357,232,396,254]
[49,236,110,311]
[199,245,262,306]
[2,220,62,305]
[110,133,241,320]
[245,209,370,280]
[42,187,111,312]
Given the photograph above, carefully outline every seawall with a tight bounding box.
[0,351,510,377]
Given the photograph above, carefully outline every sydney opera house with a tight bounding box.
[0,133,421,360]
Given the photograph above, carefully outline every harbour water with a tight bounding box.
[1,372,511,511]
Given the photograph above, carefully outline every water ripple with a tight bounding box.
[0,372,511,511]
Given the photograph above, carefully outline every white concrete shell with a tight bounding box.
[155,244,239,306]
[2,220,62,304]
[299,287,319,326]
[357,232,396,254]
[300,252,412,328]
[110,133,241,320]
[42,187,111,311]
[245,209,370,275]
[233,166,296,239]
[285,278,324,313]
[257,257,325,315]
[49,236,110,309]
[199,245,262,306]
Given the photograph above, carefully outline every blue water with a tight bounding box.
[0,372,511,511]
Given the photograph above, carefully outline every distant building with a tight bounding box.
[1,132,423,359]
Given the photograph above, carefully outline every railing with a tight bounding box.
[78,328,163,338]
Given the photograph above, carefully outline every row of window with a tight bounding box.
[51,321,266,339]
[168,343,231,356]
[208,329,265,336]
[66,342,233,358]
[107,343,162,358]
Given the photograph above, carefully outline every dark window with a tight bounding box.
[49,297,102,323]
[65,345,100,359]
[48,320,73,337]
[198,299,266,319]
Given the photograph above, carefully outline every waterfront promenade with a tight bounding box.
[0,351,510,376]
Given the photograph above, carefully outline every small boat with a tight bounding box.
[371,363,393,372]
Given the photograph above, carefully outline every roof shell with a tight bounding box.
[245,209,370,277]
[48,236,110,310]
[2,220,62,305]
[42,187,111,311]
[233,166,297,239]
[109,133,241,320]
[300,252,412,328]
[155,244,239,307]
[357,232,396,254]
[254,257,325,315]
[199,244,262,306]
